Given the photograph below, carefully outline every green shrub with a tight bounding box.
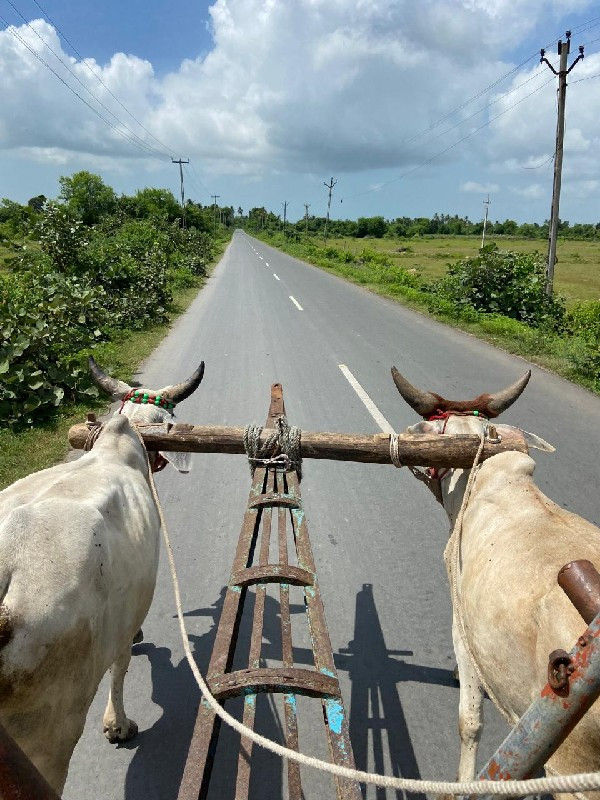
[567,300,600,343]
[0,270,102,426]
[432,246,565,329]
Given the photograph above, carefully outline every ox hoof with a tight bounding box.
[133,629,144,645]
[452,664,460,685]
[103,719,138,743]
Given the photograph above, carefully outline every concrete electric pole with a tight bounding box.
[481,194,491,249]
[540,31,584,295]
[211,194,220,234]
[323,177,337,244]
[304,203,310,235]
[281,201,288,237]
[172,158,189,228]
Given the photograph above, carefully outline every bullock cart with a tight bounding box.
[17,383,598,799]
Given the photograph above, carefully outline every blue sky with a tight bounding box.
[1,0,599,224]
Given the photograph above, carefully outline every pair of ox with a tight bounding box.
[1,359,597,795]
[393,367,600,796]
[0,356,204,793]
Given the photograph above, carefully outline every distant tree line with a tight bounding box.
[238,208,600,240]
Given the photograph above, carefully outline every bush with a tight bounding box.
[0,198,217,426]
[432,245,565,329]
[567,300,600,343]
[0,270,102,425]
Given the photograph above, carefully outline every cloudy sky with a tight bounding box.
[1,0,599,223]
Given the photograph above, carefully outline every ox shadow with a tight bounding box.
[338,583,450,800]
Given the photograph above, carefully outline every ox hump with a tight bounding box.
[93,416,148,472]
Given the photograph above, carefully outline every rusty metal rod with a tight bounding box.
[558,560,600,624]
[473,585,600,796]
[68,423,527,467]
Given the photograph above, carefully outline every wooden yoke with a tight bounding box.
[69,422,528,467]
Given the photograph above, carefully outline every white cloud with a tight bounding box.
[0,0,597,196]
[460,181,499,193]
[512,184,546,200]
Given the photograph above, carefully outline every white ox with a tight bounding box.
[0,356,204,792]
[391,367,600,793]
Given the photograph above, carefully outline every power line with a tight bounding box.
[404,66,551,160]
[571,72,600,83]
[3,0,171,161]
[188,161,212,198]
[342,75,555,202]
[0,13,172,160]
[28,0,178,159]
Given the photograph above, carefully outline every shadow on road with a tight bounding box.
[123,582,456,800]
[337,583,454,800]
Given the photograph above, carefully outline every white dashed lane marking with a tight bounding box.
[338,364,394,433]
[289,296,303,311]
[273,274,280,280]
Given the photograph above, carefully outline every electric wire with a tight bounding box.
[28,0,178,159]
[343,75,555,201]
[3,0,172,161]
[182,163,211,202]
[0,13,173,160]
[404,66,550,159]
[188,161,213,198]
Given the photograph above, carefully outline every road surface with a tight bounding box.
[63,229,600,800]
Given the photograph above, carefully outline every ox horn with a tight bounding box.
[391,367,439,417]
[486,370,531,416]
[161,361,205,404]
[88,356,132,400]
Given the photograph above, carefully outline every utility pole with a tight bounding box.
[172,158,189,228]
[323,177,337,244]
[281,201,288,237]
[481,194,491,249]
[541,31,584,295]
[211,194,220,234]
[304,203,310,235]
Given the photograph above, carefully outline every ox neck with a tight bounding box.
[439,469,471,528]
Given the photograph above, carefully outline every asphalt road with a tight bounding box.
[63,230,600,800]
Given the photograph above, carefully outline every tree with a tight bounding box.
[58,171,117,225]
[120,187,182,225]
[27,195,46,213]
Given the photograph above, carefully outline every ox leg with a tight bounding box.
[453,616,484,783]
[103,645,138,743]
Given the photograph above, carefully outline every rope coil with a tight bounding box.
[243,417,302,479]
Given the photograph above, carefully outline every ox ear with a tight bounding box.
[160,450,192,474]
[406,420,438,435]
[496,424,555,452]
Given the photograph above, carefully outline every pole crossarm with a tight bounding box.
[69,422,528,467]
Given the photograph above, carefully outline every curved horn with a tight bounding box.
[88,356,132,400]
[162,361,205,404]
[486,370,531,416]
[391,367,439,417]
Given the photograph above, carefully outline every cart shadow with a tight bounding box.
[123,582,455,800]
[123,587,288,800]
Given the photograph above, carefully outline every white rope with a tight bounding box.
[133,427,600,796]
[443,432,512,721]
[389,432,403,467]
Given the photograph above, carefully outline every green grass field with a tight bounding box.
[327,235,600,304]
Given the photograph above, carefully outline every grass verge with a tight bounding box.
[0,241,228,491]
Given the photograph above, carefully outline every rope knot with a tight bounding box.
[243,417,302,479]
